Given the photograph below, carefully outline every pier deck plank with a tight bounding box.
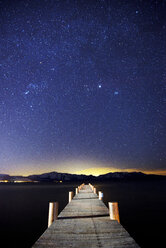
[33,185,140,248]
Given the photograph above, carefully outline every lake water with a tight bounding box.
[0,180,165,248]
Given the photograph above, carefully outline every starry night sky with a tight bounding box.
[0,0,166,175]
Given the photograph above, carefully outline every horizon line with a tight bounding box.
[1,169,166,177]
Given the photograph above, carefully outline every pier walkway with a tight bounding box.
[33,184,140,248]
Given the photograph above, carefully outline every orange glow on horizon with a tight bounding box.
[3,163,166,177]
[75,167,166,176]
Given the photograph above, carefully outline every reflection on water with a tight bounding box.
[0,180,166,248]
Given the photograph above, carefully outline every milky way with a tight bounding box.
[0,0,166,174]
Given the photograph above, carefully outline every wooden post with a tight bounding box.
[98,191,103,200]
[93,187,96,194]
[48,202,58,227]
[81,183,85,188]
[108,202,120,223]
[75,188,78,194]
[69,191,74,203]
[89,183,92,189]
[89,184,93,190]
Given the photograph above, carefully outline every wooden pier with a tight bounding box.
[33,184,140,248]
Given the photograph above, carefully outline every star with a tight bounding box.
[0,0,165,184]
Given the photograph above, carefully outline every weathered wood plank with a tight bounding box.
[33,185,140,248]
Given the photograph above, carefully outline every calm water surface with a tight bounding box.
[0,180,165,248]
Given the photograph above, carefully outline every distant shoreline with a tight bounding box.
[0,171,166,184]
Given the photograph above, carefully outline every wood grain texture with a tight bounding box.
[33,185,140,248]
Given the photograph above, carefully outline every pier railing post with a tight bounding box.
[98,191,103,200]
[108,202,120,223]
[48,202,58,227]
[89,183,95,191]
[69,191,74,203]
[79,183,84,190]
[75,188,78,194]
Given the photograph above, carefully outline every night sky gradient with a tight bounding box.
[0,0,166,175]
